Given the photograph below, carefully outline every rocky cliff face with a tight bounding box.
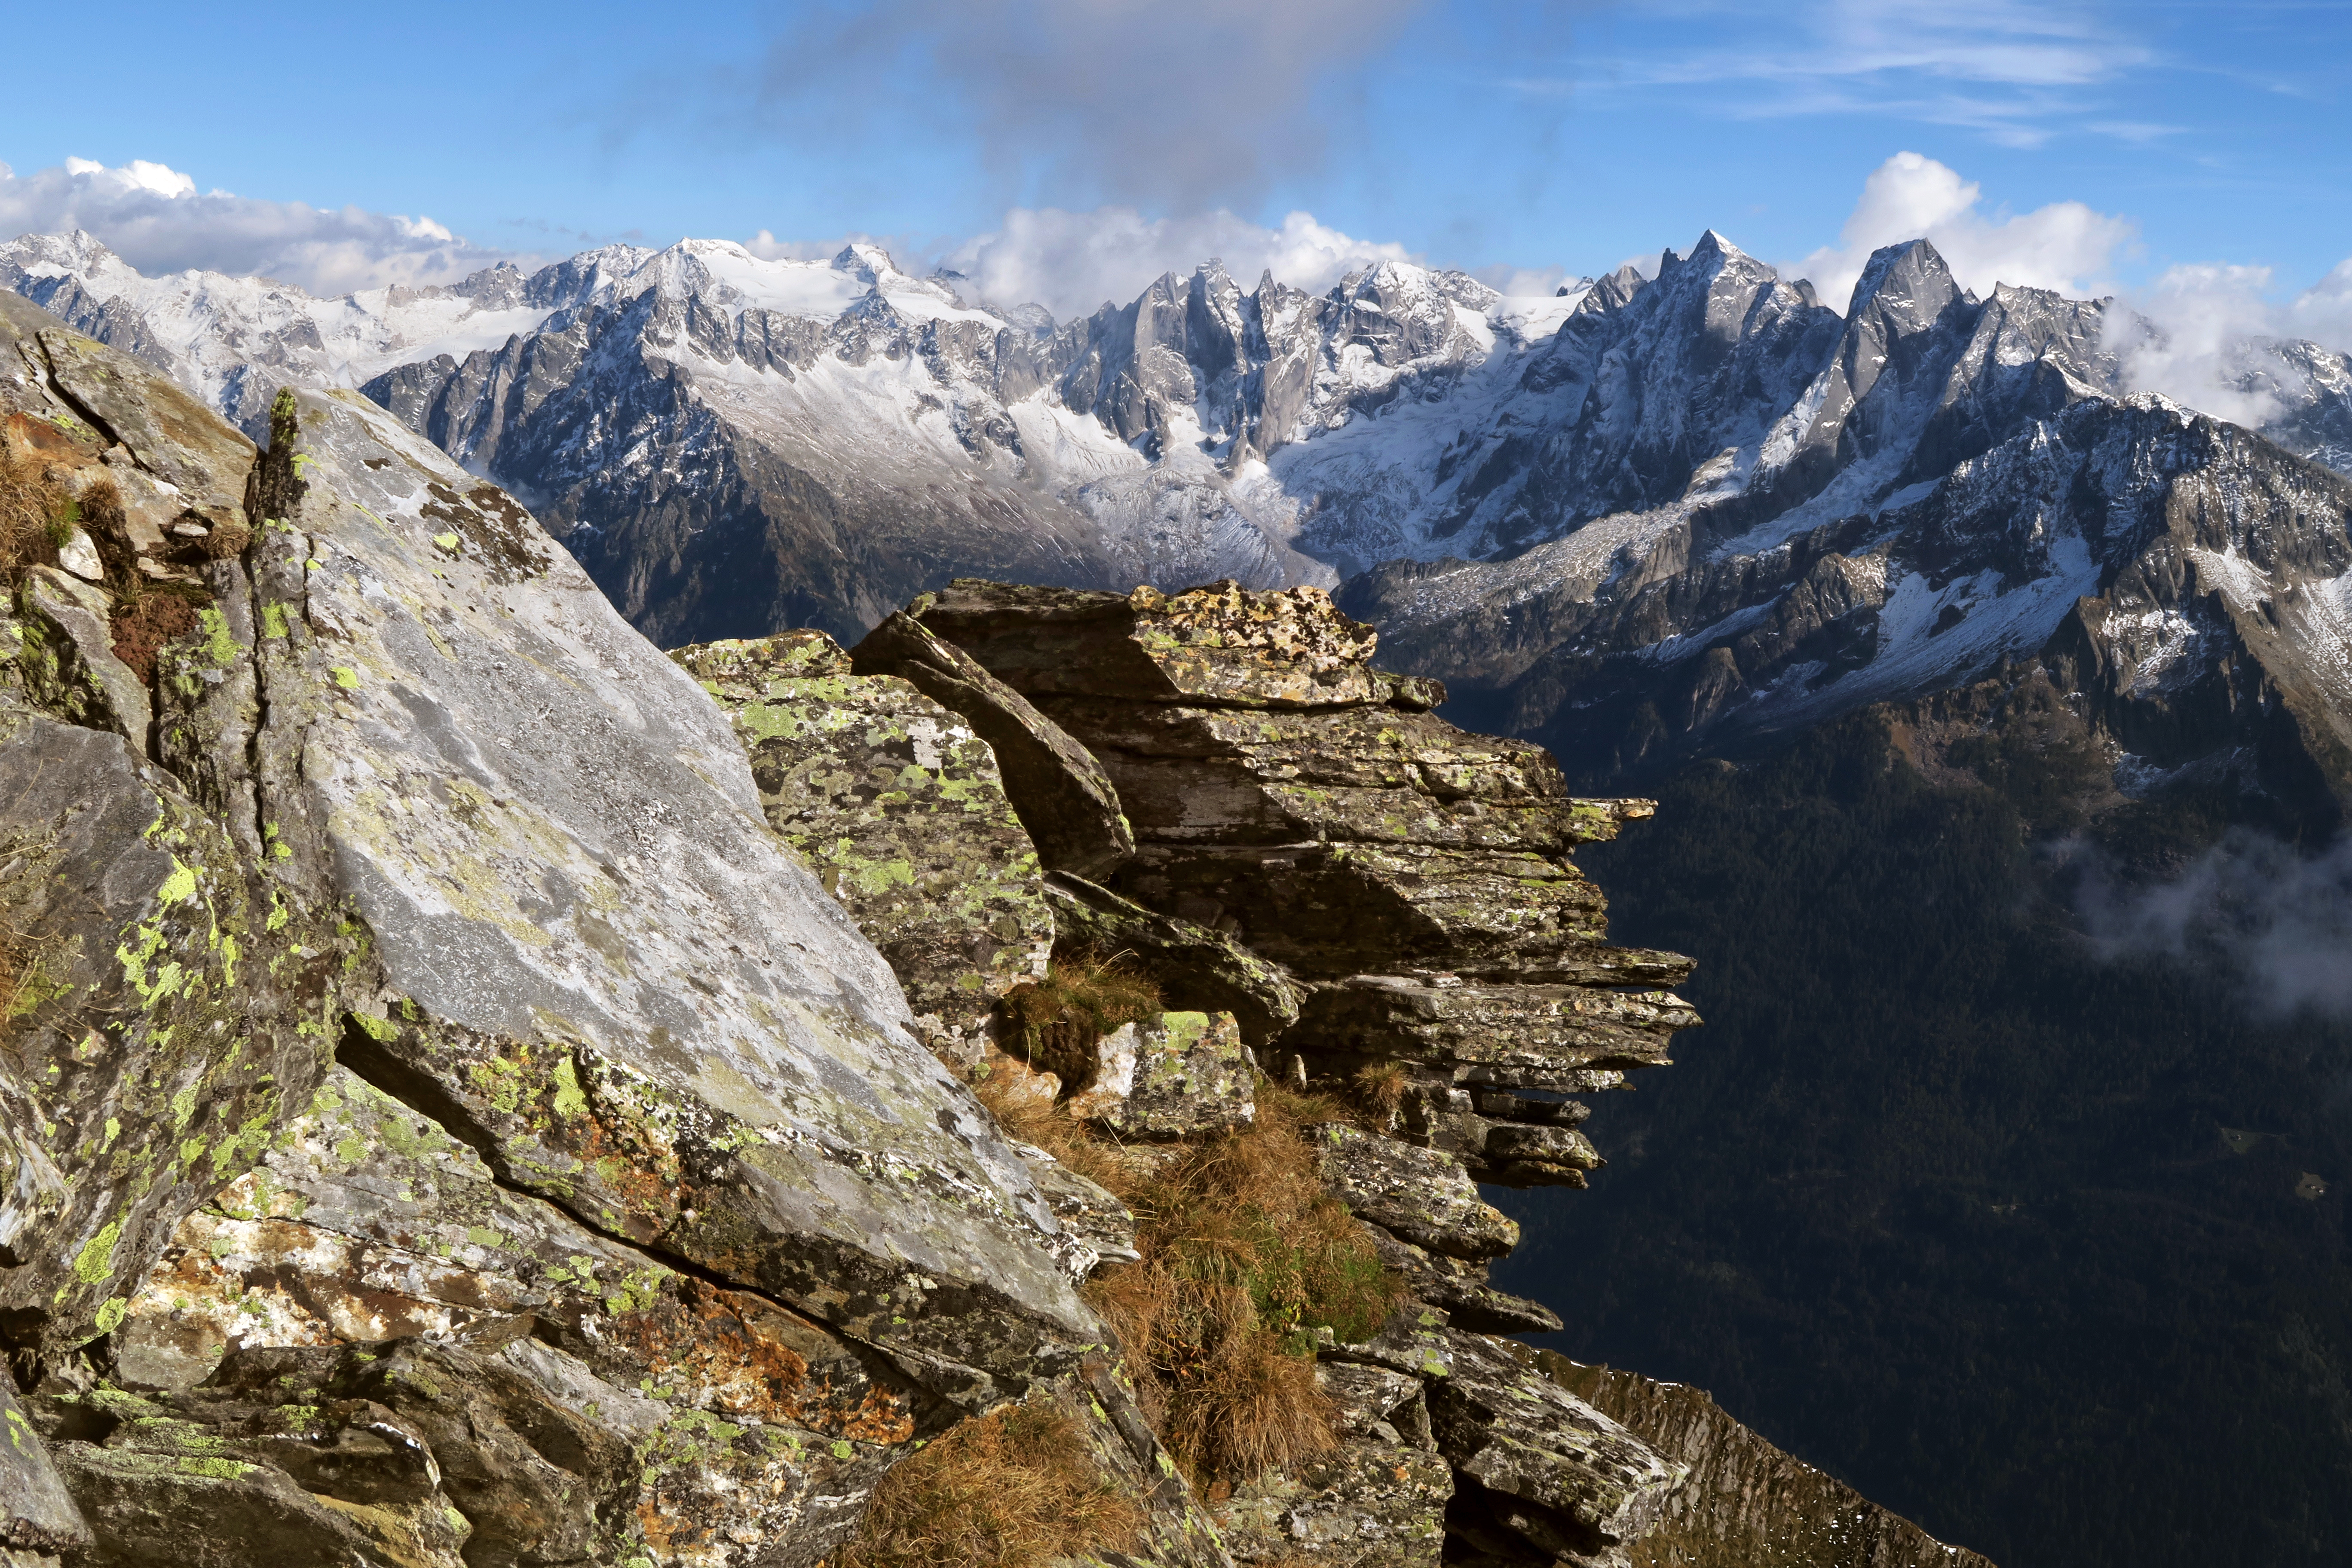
[0,292,1983,1566]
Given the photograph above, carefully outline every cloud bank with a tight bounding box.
[932,207,1419,325]
[0,156,523,296]
[1790,152,2352,431]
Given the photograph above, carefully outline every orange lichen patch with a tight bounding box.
[607,1279,919,1443]
[127,1210,537,1357]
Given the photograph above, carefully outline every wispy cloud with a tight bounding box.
[1546,0,2155,146]
[749,0,1430,213]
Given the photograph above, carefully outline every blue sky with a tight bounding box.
[2,0,2347,323]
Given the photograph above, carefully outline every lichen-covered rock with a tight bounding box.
[910,578,1387,709]
[913,577,1701,1203]
[1540,1355,1996,1568]
[0,1379,86,1562]
[1041,870,1303,1044]
[1289,977,1697,1186]
[16,567,149,741]
[0,709,348,1363]
[851,608,1136,878]
[1359,1228,1564,1336]
[1214,1362,1452,1566]
[1426,1334,1683,1568]
[69,1059,957,1568]
[27,321,254,536]
[1073,1011,1256,1140]
[1031,696,1617,857]
[251,386,1097,1399]
[669,630,1052,1062]
[1311,1124,1518,1261]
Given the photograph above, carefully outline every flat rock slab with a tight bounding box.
[851,608,1134,878]
[1289,977,1697,1082]
[1424,1332,1680,1564]
[1073,1010,1256,1139]
[1113,841,1615,980]
[913,578,1389,709]
[1311,1125,1518,1262]
[257,389,1094,1396]
[1034,697,1618,857]
[1042,870,1302,1044]
[672,629,1053,1060]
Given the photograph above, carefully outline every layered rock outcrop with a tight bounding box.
[891,578,1699,1189]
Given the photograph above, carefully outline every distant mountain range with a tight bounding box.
[16,222,2346,813]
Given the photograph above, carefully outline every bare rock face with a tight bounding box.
[668,628,1053,1062]
[1543,1356,1996,1568]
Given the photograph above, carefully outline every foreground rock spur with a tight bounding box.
[0,292,1985,1567]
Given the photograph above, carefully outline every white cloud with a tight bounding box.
[1793,151,2135,307]
[935,206,1419,325]
[2114,263,2289,426]
[0,156,525,296]
[2288,257,2352,352]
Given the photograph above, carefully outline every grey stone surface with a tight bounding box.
[1425,1332,1683,1568]
[1311,1125,1519,1262]
[0,1380,85,1558]
[1077,1011,1257,1140]
[671,629,1053,1062]
[17,566,149,742]
[254,386,1097,1396]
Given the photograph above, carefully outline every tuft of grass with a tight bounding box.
[994,951,1162,1087]
[0,454,73,582]
[837,1392,1145,1568]
[978,1064,1403,1486]
[1352,1061,1411,1115]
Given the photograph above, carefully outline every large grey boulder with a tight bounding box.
[250,386,1097,1397]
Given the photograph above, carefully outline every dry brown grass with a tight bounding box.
[974,1054,1404,1487]
[836,1392,1145,1568]
[0,454,72,581]
[1353,1061,1411,1115]
[994,951,1163,1087]
[108,590,201,684]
